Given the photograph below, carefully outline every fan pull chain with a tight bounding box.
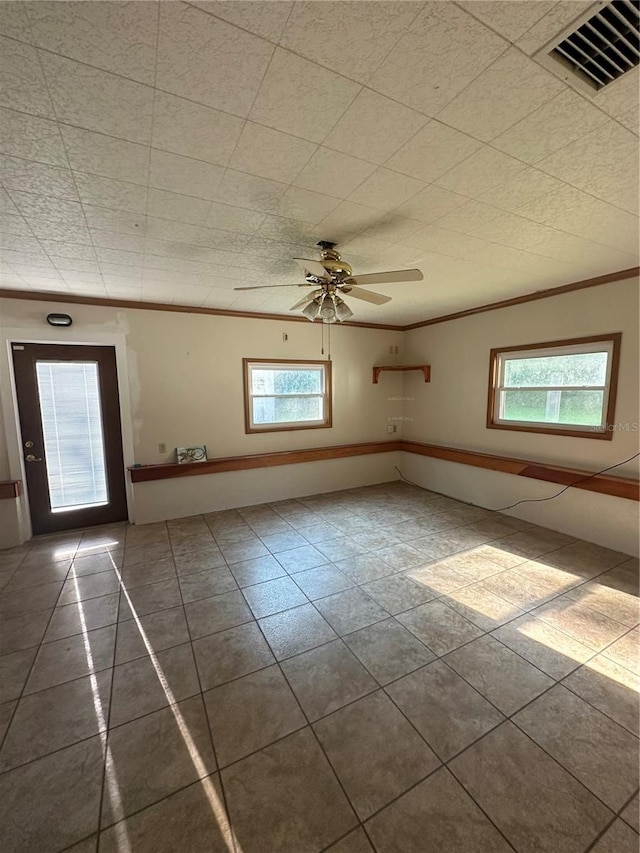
[320,321,325,356]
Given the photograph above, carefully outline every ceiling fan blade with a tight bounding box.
[349,268,423,286]
[290,292,318,311]
[343,288,391,305]
[233,283,310,291]
[293,257,330,279]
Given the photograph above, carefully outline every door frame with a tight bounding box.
[1,327,136,542]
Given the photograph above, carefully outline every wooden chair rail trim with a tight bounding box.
[127,439,638,501]
[0,480,22,500]
[373,365,431,383]
[401,440,639,502]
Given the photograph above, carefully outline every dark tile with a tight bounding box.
[71,551,123,576]
[0,670,111,771]
[103,695,216,824]
[344,618,434,684]
[204,665,305,766]
[325,828,374,852]
[173,546,226,577]
[0,700,16,742]
[184,590,253,640]
[275,544,329,573]
[115,606,190,664]
[260,529,308,553]
[99,778,232,853]
[120,557,176,589]
[621,792,639,832]
[590,819,640,853]
[281,639,377,721]
[314,587,389,635]
[513,684,639,810]
[361,573,434,614]
[242,575,308,618]
[445,635,553,714]
[0,580,62,617]
[25,624,116,694]
[228,554,286,587]
[314,690,440,819]
[449,722,612,853]
[335,553,394,584]
[0,608,51,655]
[291,564,354,600]
[109,643,200,727]
[366,766,513,853]
[397,600,483,656]
[563,654,639,735]
[222,728,357,852]
[192,622,274,690]
[178,566,237,603]
[118,577,182,619]
[0,646,37,703]
[259,603,337,660]
[44,593,120,643]
[122,541,173,568]
[315,537,368,562]
[375,543,428,571]
[58,571,120,606]
[219,538,269,564]
[0,736,104,853]
[387,660,504,760]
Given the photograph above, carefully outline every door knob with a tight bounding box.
[25,454,42,462]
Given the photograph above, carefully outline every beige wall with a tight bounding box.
[401,276,640,554]
[0,297,404,536]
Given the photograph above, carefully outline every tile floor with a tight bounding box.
[0,481,638,853]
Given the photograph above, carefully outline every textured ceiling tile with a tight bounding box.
[0,107,67,166]
[458,1,555,43]
[437,47,564,142]
[1,250,56,269]
[74,172,148,215]
[145,217,209,245]
[0,212,30,235]
[401,223,490,259]
[24,0,158,84]
[323,89,428,166]
[348,168,424,211]
[492,89,609,164]
[0,1,33,41]
[593,67,640,120]
[432,198,499,235]
[476,167,565,213]
[257,215,316,245]
[229,122,317,183]
[617,106,639,136]
[60,125,149,185]
[386,122,482,183]
[156,2,273,117]
[97,246,144,268]
[151,91,243,167]
[294,148,376,199]
[146,188,210,227]
[90,229,146,254]
[82,204,145,236]
[26,220,92,245]
[314,200,384,243]
[358,216,424,244]
[149,149,225,202]
[436,146,526,197]
[191,1,293,42]
[395,184,471,224]
[213,170,288,214]
[249,48,360,143]
[0,232,42,253]
[9,190,85,225]
[204,201,266,235]
[0,186,20,215]
[516,1,596,55]
[40,52,153,145]
[536,120,639,214]
[273,186,341,224]
[368,2,507,117]
[0,36,54,119]
[40,240,96,261]
[0,155,77,200]
[50,256,101,274]
[280,1,418,84]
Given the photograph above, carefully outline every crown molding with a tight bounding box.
[1,266,637,331]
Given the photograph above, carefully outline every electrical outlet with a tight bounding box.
[387,425,396,434]
[283,333,288,341]
[158,443,166,453]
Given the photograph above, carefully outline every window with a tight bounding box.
[487,334,621,439]
[243,359,332,433]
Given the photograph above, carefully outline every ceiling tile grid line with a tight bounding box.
[0,0,637,322]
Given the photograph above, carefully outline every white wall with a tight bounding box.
[401,276,640,555]
[0,297,404,541]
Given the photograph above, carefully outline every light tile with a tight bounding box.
[192,622,274,690]
[369,2,507,117]
[324,88,428,165]
[230,121,317,183]
[25,624,116,694]
[250,48,360,143]
[315,586,389,635]
[114,606,190,665]
[259,602,337,660]
[398,600,484,655]
[438,47,564,142]
[564,654,640,736]
[156,1,273,117]
[281,1,417,84]
[184,590,253,640]
[533,596,631,652]
[344,618,434,684]
[40,52,153,144]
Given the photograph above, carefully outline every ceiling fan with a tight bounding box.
[233,241,423,323]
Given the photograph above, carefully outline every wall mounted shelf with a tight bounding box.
[372,364,431,384]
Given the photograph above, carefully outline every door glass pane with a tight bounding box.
[36,361,108,511]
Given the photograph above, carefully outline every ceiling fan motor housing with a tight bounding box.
[316,241,352,279]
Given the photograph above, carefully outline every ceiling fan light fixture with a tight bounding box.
[335,299,353,322]
[302,297,322,321]
[319,293,336,320]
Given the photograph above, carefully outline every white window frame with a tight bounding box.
[488,334,621,440]
[243,359,332,434]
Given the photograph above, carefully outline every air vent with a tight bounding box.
[551,0,639,89]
